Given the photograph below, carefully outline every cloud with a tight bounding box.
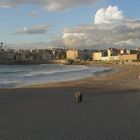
[94,5,124,24]
[59,5,140,49]
[29,11,39,17]
[13,41,64,49]
[13,41,50,49]
[13,24,51,35]
[0,0,100,11]
[46,0,99,11]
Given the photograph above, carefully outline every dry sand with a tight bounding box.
[0,64,140,140]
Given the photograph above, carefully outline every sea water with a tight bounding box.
[0,64,111,89]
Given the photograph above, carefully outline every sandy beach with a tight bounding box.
[0,64,140,140]
[26,63,140,92]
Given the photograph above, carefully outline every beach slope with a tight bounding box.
[0,64,140,140]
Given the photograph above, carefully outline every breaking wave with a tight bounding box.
[0,64,111,89]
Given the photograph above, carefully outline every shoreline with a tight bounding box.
[8,63,140,92]
[13,65,115,90]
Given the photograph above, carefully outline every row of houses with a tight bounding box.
[93,48,140,62]
[0,46,140,64]
[0,47,92,64]
[0,48,67,64]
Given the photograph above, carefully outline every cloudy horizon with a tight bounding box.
[0,0,140,50]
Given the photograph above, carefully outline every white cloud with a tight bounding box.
[94,5,124,24]
[13,24,51,35]
[46,0,99,11]
[60,5,140,49]
[29,11,39,17]
[0,0,100,11]
[13,41,64,49]
[12,41,49,49]
[8,4,140,50]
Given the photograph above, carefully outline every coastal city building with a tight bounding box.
[0,45,140,64]
[0,48,16,64]
[119,54,140,62]
[66,49,91,61]
[92,48,140,62]
[66,49,82,60]
[92,52,102,61]
[52,48,66,60]
[93,48,120,61]
[0,42,3,51]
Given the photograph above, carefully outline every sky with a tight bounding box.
[0,0,140,50]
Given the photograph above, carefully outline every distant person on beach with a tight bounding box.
[75,90,83,103]
[79,93,83,103]
[75,90,80,103]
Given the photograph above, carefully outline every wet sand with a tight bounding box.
[26,64,140,92]
[0,64,140,140]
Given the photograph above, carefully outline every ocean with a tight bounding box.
[0,64,111,89]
